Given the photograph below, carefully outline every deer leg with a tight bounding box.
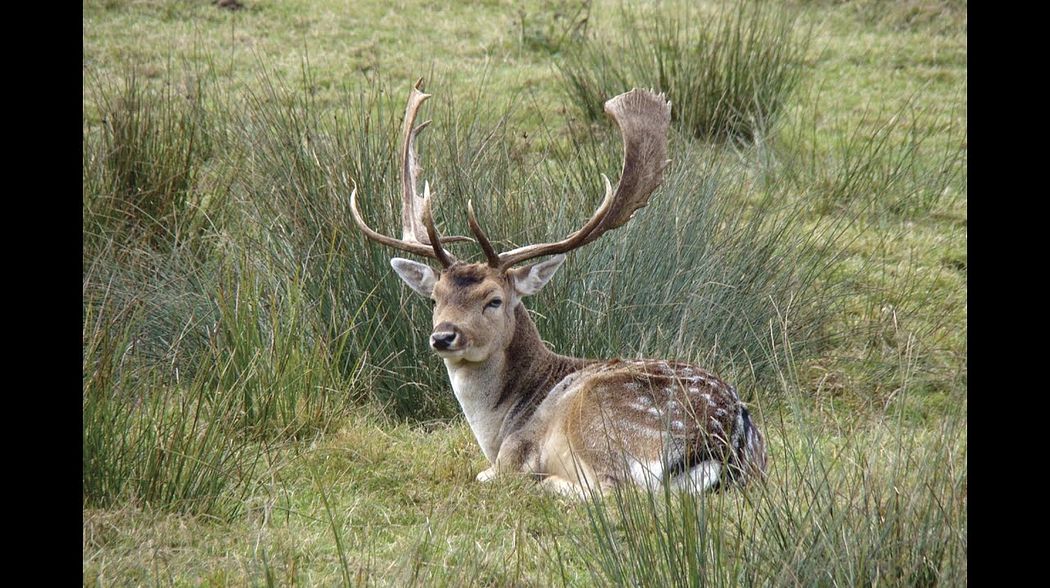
[476,434,538,482]
[540,474,615,500]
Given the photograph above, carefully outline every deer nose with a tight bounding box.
[431,325,459,350]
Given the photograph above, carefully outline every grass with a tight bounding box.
[83,69,214,254]
[558,0,809,141]
[83,0,966,585]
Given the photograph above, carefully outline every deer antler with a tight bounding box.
[350,78,470,267]
[479,88,672,270]
[353,83,670,271]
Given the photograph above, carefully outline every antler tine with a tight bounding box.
[421,185,455,267]
[496,89,672,270]
[350,183,444,258]
[351,78,470,267]
[466,200,500,268]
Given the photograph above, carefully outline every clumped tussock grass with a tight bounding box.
[82,248,369,517]
[83,67,358,516]
[82,244,363,517]
[83,69,218,255]
[82,291,256,518]
[83,66,232,385]
[82,248,219,386]
[558,0,808,141]
[82,373,260,519]
[203,253,369,439]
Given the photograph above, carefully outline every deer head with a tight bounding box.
[350,79,672,365]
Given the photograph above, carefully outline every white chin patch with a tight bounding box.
[436,347,488,363]
[463,348,491,363]
[435,349,466,362]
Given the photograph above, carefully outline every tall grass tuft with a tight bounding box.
[82,292,258,518]
[83,70,218,255]
[83,65,363,517]
[82,248,363,517]
[82,378,259,519]
[202,250,368,440]
[558,1,809,141]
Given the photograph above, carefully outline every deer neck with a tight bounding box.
[443,303,587,463]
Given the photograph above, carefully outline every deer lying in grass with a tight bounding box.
[351,80,766,497]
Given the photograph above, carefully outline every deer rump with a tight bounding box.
[498,360,766,494]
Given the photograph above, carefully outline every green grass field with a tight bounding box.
[83,0,966,584]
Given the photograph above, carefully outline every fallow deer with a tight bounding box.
[351,80,767,497]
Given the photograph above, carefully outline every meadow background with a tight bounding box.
[83,0,966,584]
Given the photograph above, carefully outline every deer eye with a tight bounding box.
[485,298,502,310]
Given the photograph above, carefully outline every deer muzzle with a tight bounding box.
[430,322,461,351]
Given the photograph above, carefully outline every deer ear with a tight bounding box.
[508,255,566,297]
[391,258,439,297]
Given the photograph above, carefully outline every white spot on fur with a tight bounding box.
[621,420,664,438]
[628,401,663,417]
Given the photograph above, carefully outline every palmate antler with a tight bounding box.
[353,81,672,271]
[350,79,470,267]
[479,89,672,270]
